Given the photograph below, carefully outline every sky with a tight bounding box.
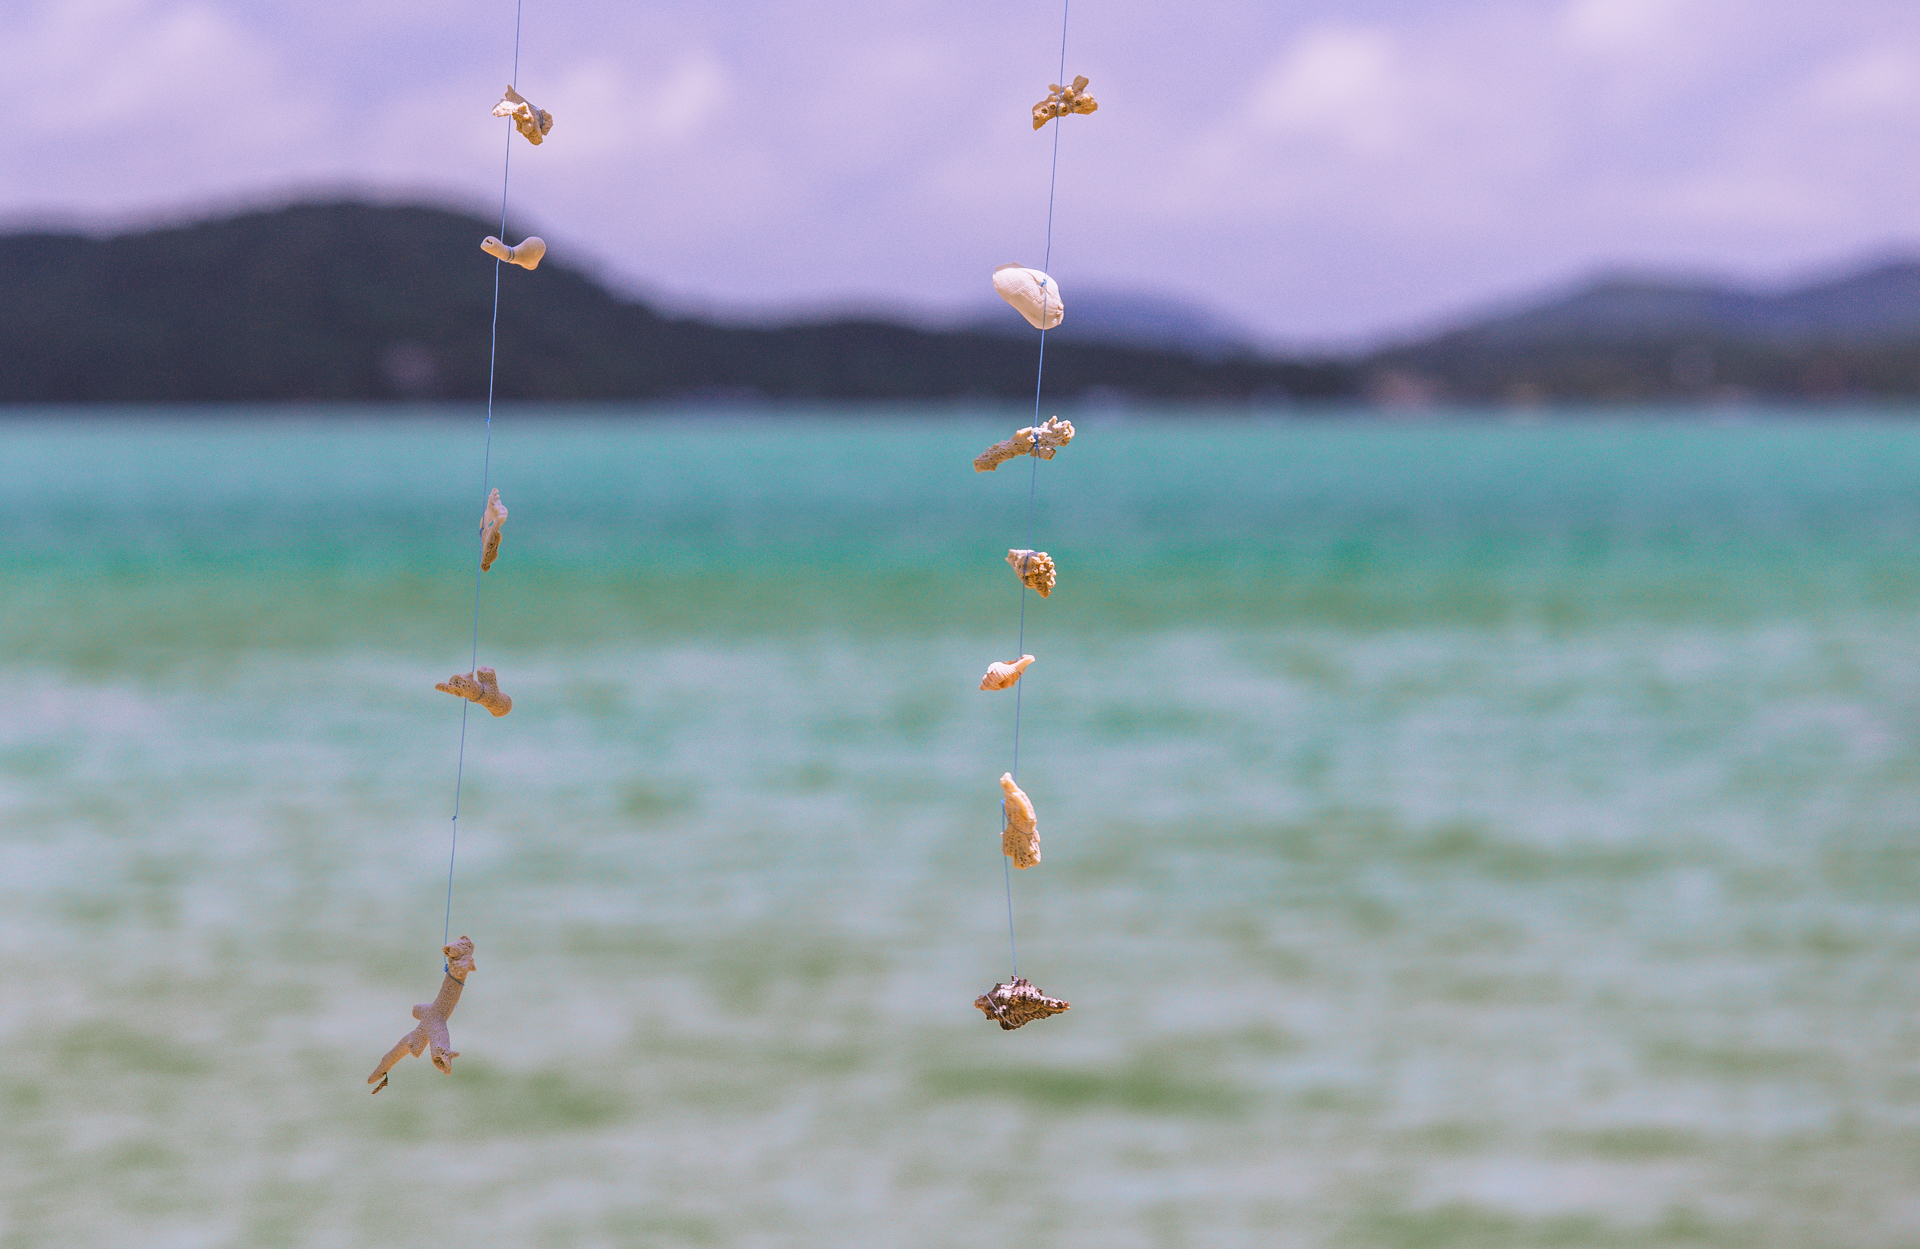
[10,0,1920,347]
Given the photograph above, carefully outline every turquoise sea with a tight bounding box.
[5,408,1920,1248]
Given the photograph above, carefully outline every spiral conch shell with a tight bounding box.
[980,654,1034,691]
[367,936,477,1092]
[492,85,553,145]
[992,264,1063,330]
[479,489,507,571]
[435,666,513,717]
[1006,549,1056,597]
[481,235,546,270]
[974,416,1074,472]
[974,976,1070,1030]
[999,772,1040,868]
[1032,75,1097,130]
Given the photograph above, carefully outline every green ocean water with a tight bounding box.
[5,408,1920,1248]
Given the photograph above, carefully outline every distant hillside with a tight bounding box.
[0,202,1352,403]
[1374,261,1920,401]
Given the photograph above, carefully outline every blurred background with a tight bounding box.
[7,2,1920,1248]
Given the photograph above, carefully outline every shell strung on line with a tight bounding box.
[974,416,1075,473]
[482,235,546,271]
[1006,548,1056,598]
[992,264,1064,330]
[979,654,1035,692]
[974,976,1070,1030]
[492,85,554,145]
[999,771,1040,868]
[1031,75,1097,130]
[479,488,508,571]
[435,666,513,717]
[368,936,477,1092]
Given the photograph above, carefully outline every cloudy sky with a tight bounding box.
[10,0,1920,345]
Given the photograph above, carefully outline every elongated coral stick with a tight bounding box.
[369,936,477,1092]
[974,416,1075,472]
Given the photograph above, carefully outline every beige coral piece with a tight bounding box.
[974,416,1075,472]
[999,772,1040,868]
[479,488,508,571]
[1006,548,1056,598]
[979,654,1035,691]
[974,976,1070,1030]
[368,936,477,1092]
[481,235,546,270]
[1031,75,1098,129]
[435,666,513,717]
[492,85,554,144]
[992,264,1064,330]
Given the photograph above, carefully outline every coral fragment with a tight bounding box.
[974,416,1075,472]
[492,85,553,144]
[481,235,546,270]
[368,936,477,1090]
[435,666,513,717]
[1031,75,1097,129]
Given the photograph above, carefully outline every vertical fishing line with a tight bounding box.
[1000,0,1074,977]
[446,0,526,951]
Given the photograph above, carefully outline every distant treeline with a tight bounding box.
[0,203,1349,404]
[7,201,1920,405]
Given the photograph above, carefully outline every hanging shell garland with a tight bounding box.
[435,666,513,717]
[1006,548,1056,597]
[974,977,1071,1029]
[492,85,554,145]
[974,416,1075,472]
[1031,75,1097,130]
[368,936,477,1092]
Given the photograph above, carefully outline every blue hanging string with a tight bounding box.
[446,0,526,957]
[1000,0,1073,980]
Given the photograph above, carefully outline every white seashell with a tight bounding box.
[992,264,1064,330]
[481,235,546,270]
[979,654,1035,691]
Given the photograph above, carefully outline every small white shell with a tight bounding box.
[992,264,1064,330]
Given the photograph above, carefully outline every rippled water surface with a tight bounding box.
[5,408,1920,1248]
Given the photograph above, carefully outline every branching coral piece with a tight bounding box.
[974,977,1071,1030]
[492,85,554,145]
[974,416,1075,472]
[991,264,1064,330]
[999,772,1040,868]
[481,235,546,271]
[479,489,508,571]
[435,666,513,717]
[1031,75,1097,129]
[368,936,477,1092]
[979,654,1035,691]
[1006,549,1056,598]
